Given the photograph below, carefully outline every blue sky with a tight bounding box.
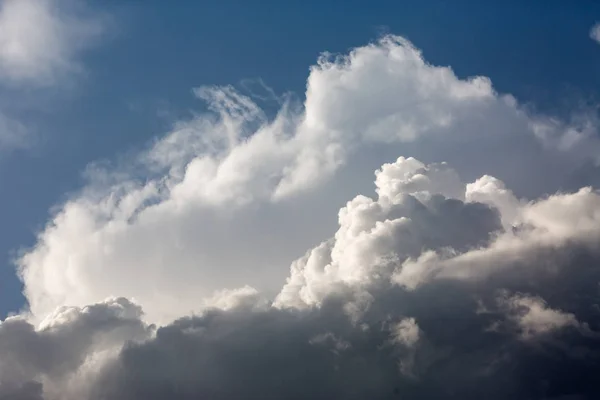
[3,1,600,398]
[1,0,600,317]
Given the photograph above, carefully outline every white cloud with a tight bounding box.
[390,318,420,347]
[2,32,598,399]
[0,0,106,86]
[392,186,600,291]
[498,293,580,339]
[389,318,421,376]
[590,22,600,44]
[15,36,600,325]
[465,175,521,230]
[275,156,501,309]
[200,285,268,312]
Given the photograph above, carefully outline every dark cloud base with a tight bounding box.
[3,192,600,399]
[89,250,600,400]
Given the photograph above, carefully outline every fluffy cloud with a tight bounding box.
[2,35,600,399]
[81,163,600,398]
[5,206,600,399]
[275,156,502,309]
[0,0,106,86]
[0,298,151,400]
[17,36,600,324]
[497,293,582,339]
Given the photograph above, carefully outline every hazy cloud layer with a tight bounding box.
[0,36,599,399]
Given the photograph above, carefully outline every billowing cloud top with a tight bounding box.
[2,36,600,399]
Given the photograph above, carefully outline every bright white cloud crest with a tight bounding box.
[3,36,600,399]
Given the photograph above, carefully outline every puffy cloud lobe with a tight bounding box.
[389,318,421,376]
[465,175,521,229]
[200,285,269,312]
[391,186,600,291]
[390,318,420,347]
[0,298,151,400]
[375,157,465,202]
[0,0,105,86]
[275,157,502,309]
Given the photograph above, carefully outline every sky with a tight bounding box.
[1,1,600,399]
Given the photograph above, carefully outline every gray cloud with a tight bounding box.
[90,259,600,400]
[4,161,600,399]
[0,298,151,399]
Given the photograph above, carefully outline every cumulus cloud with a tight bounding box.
[5,229,600,399]
[0,0,106,86]
[81,166,600,398]
[590,22,600,44]
[16,36,600,324]
[0,298,151,400]
[1,35,600,399]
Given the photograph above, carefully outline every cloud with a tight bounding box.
[0,0,106,86]
[4,215,600,400]
[1,35,599,398]
[66,161,600,398]
[497,293,581,339]
[590,23,600,44]
[15,36,600,325]
[275,156,503,309]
